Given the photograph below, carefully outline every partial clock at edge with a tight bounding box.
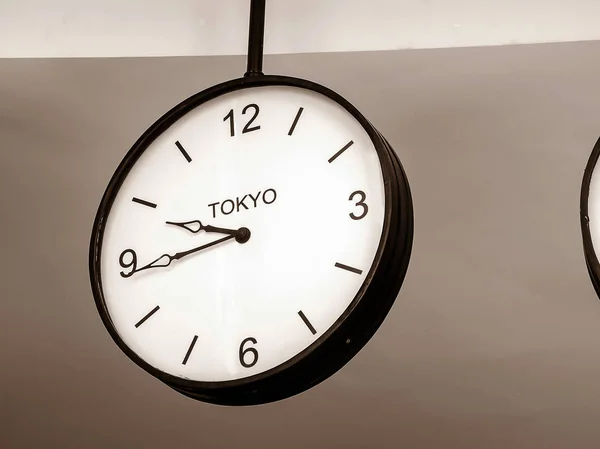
[581,136,600,297]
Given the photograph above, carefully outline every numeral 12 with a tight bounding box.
[224,104,261,137]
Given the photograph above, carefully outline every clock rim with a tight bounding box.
[581,136,600,297]
[89,74,412,405]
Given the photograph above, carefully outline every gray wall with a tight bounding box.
[2,40,600,448]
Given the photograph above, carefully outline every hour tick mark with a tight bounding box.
[298,310,317,335]
[132,197,157,209]
[288,107,304,136]
[175,140,192,163]
[182,335,198,365]
[134,305,160,328]
[328,140,354,163]
[334,262,363,275]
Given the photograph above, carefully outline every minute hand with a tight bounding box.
[173,234,236,260]
[131,234,236,276]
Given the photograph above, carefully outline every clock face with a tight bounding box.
[96,84,388,384]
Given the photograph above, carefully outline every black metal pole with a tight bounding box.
[244,0,266,77]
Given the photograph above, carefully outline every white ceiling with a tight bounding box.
[1,0,599,58]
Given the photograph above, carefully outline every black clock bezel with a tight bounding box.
[581,136,600,297]
[89,74,414,406]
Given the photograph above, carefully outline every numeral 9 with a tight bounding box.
[119,249,137,278]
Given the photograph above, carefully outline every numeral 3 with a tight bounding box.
[349,190,368,220]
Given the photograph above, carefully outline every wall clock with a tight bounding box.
[581,136,600,297]
[89,0,413,406]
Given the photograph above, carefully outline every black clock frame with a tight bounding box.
[89,74,414,406]
[581,136,600,297]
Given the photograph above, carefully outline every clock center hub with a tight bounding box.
[235,227,251,244]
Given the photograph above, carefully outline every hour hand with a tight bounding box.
[166,220,238,236]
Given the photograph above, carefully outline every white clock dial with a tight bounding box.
[99,85,386,382]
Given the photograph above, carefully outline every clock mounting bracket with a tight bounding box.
[244,0,266,78]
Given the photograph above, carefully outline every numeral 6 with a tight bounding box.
[239,337,258,368]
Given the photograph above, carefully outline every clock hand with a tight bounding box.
[126,228,250,277]
[172,233,236,260]
[166,220,240,236]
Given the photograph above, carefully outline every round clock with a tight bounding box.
[581,136,600,297]
[89,2,413,406]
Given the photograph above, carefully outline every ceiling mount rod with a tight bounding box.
[244,0,266,77]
